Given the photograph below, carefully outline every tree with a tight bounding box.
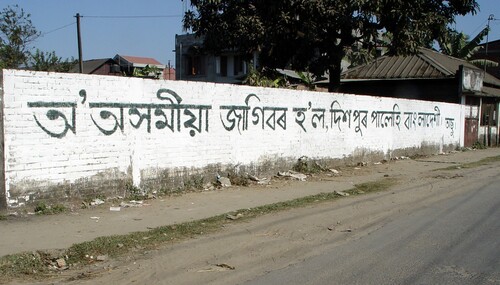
[132,64,162,79]
[438,27,489,60]
[183,0,479,91]
[29,49,77,72]
[0,5,39,69]
[242,65,286,88]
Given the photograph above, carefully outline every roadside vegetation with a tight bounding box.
[0,177,397,282]
[438,155,500,171]
[34,202,66,215]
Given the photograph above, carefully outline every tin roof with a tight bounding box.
[342,48,500,88]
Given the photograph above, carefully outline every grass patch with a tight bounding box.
[183,175,207,190]
[438,155,500,171]
[0,177,397,282]
[65,215,228,265]
[34,202,66,215]
[354,178,398,193]
[125,182,145,201]
[0,252,52,280]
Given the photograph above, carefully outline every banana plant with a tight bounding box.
[438,27,489,60]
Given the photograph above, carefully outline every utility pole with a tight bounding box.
[484,14,494,72]
[179,42,182,80]
[168,60,173,80]
[75,13,83,73]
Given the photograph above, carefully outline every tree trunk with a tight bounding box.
[328,54,343,93]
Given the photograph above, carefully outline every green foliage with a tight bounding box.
[183,175,206,190]
[125,182,145,200]
[0,252,50,281]
[0,5,75,72]
[132,64,161,79]
[296,70,316,90]
[438,27,489,60]
[469,59,499,69]
[472,141,487,150]
[33,202,48,213]
[0,5,39,69]
[29,49,77,72]
[243,65,286,88]
[34,202,66,215]
[184,0,478,91]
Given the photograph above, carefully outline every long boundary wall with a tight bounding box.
[1,70,464,208]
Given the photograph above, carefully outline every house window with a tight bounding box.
[216,56,229,76]
[220,56,227,77]
[234,55,245,75]
[215,56,221,74]
[187,55,205,76]
[481,103,497,126]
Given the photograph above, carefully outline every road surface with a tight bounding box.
[12,152,500,285]
[243,168,500,284]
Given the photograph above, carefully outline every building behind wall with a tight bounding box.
[114,55,166,79]
[319,48,500,147]
[175,34,254,83]
[70,56,175,80]
[69,58,122,76]
[470,39,500,80]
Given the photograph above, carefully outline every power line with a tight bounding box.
[465,18,488,36]
[39,14,183,37]
[40,22,75,37]
[82,14,182,19]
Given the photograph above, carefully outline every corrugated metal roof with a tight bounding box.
[481,86,500,97]
[343,49,448,80]
[342,48,500,88]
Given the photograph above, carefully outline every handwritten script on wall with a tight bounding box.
[27,89,456,139]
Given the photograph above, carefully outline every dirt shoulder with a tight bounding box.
[1,148,499,259]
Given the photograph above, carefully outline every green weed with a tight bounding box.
[34,202,66,215]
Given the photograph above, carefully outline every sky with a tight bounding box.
[1,0,499,66]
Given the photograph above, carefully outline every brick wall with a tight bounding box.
[1,70,463,208]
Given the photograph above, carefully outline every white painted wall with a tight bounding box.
[478,126,498,145]
[1,70,463,206]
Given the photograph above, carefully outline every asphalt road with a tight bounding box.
[243,173,500,284]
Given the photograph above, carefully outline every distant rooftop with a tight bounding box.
[69,58,116,74]
[114,54,165,67]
